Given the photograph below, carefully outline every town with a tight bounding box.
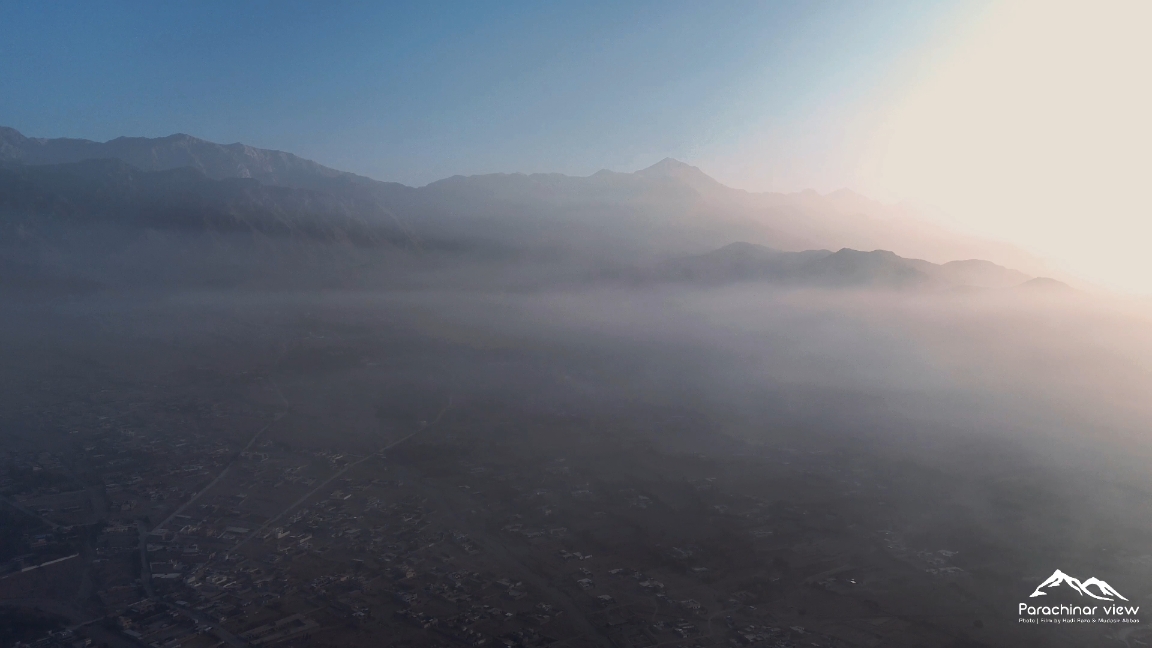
[0,319,1028,648]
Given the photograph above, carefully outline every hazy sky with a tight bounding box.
[2,1,1150,293]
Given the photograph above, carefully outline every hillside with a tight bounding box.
[0,159,402,245]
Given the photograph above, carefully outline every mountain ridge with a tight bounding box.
[654,241,1041,289]
[0,125,1054,277]
[0,158,1066,294]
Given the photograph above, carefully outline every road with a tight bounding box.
[135,520,155,599]
[231,397,452,552]
[153,410,287,533]
[0,495,61,530]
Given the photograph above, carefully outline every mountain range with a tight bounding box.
[0,126,1060,294]
[0,126,378,193]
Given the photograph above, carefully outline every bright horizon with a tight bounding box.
[858,0,1152,296]
[2,1,1149,293]
[701,1,1152,296]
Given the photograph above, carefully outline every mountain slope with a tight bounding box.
[0,158,401,245]
[0,159,430,294]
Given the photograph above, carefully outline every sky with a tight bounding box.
[2,1,1150,293]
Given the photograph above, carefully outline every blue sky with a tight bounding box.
[1,1,982,188]
[0,2,981,187]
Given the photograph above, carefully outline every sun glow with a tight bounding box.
[865,1,1152,293]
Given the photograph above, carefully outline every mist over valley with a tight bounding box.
[2,126,1150,648]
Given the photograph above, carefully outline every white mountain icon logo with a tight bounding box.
[1030,569,1128,601]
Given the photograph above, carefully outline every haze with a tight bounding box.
[3,3,1152,648]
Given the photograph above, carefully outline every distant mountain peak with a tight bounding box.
[0,125,28,141]
[714,241,780,255]
[1019,277,1073,291]
[635,157,724,192]
[639,157,695,173]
